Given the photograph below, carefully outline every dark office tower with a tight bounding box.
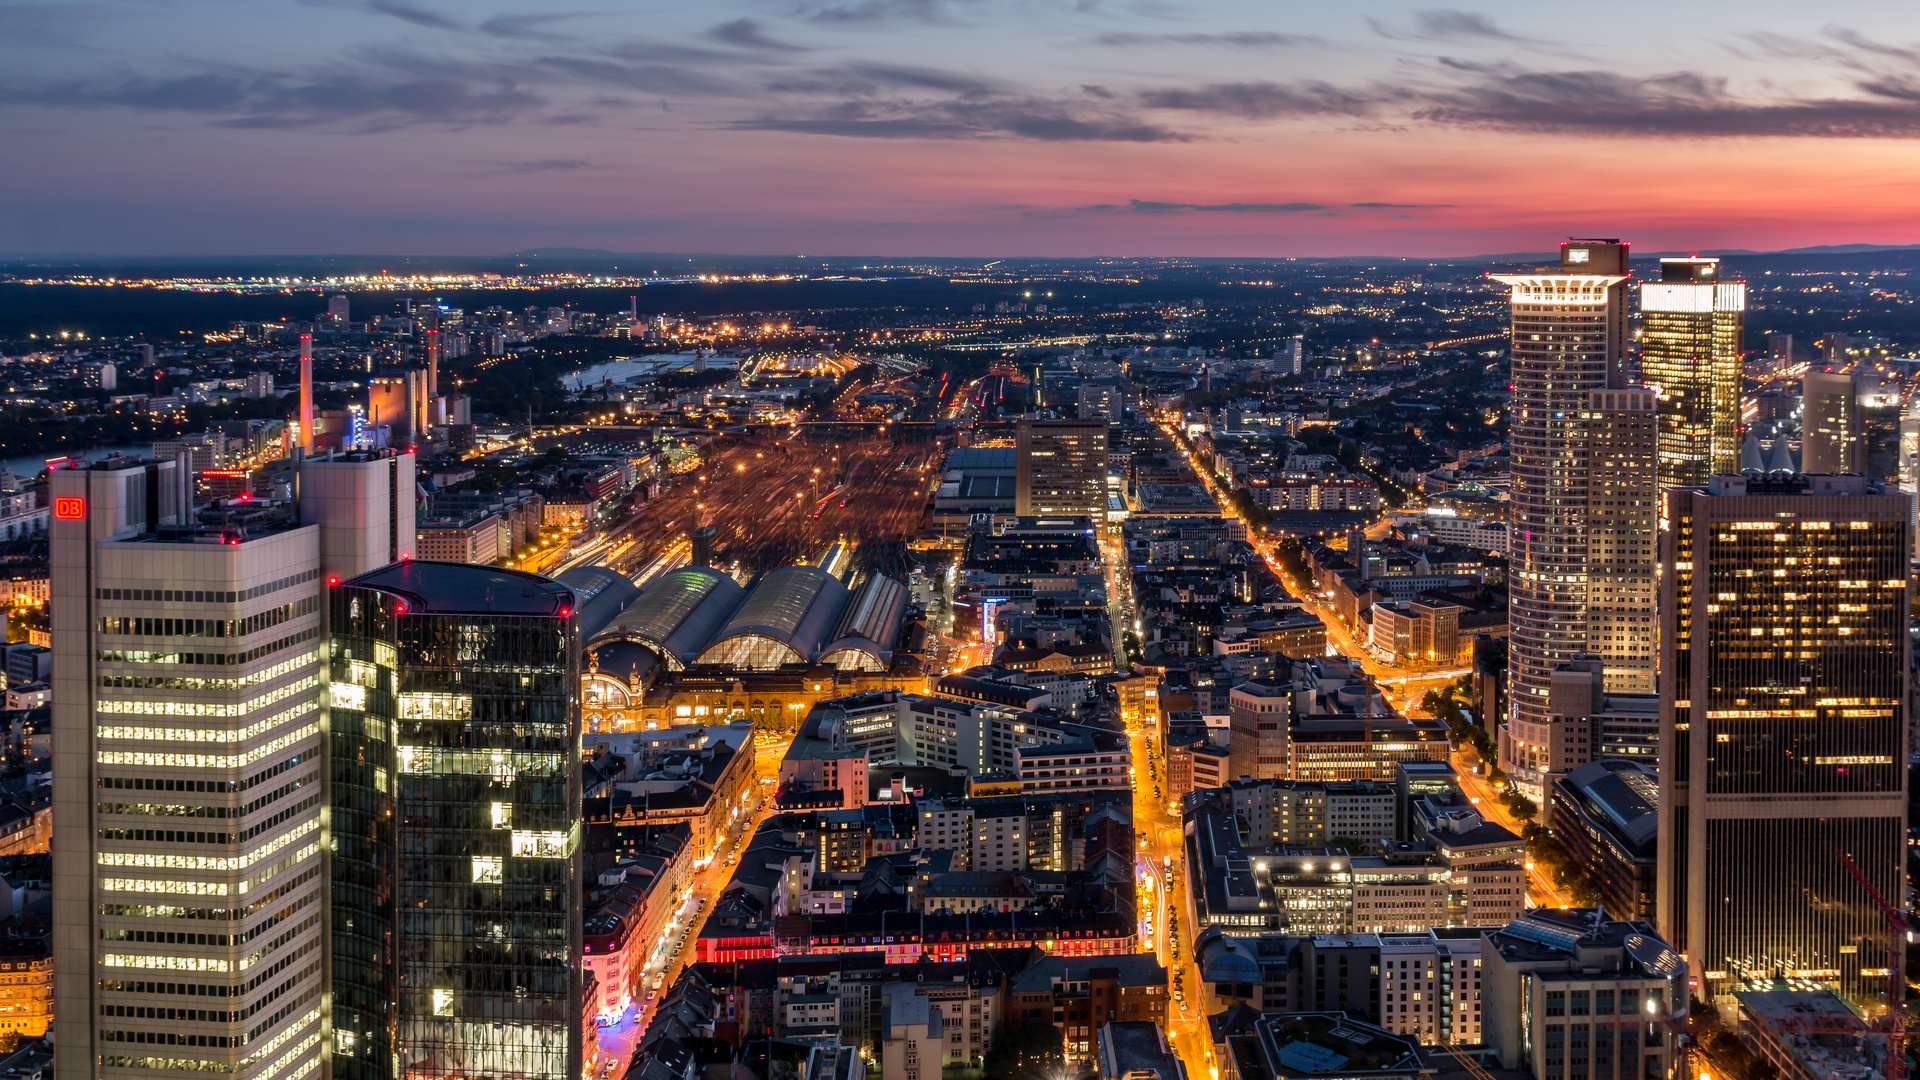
[1641,257,1745,487]
[1015,418,1108,523]
[1491,240,1651,801]
[1657,474,1908,1005]
[1802,370,1864,474]
[330,562,581,1080]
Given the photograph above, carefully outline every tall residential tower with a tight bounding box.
[1492,241,1657,799]
[1657,473,1908,1004]
[1640,257,1745,487]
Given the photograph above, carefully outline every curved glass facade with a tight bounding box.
[331,574,580,1080]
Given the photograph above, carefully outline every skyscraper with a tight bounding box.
[1802,369,1864,474]
[1579,388,1658,697]
[330,561,581,1080]
[51,451,413,1080]
[1492,240,1656,799]
[1657,473,1908,1004]
[1640,257,1745,487]
[1015,419,1108,522]
[1899,399,1920,557]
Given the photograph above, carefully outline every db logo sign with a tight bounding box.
[54,497,85,520]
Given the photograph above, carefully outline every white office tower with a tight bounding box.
[1902,398,1920,558]
[1491,240,1656,802]
[51,451,414,1080]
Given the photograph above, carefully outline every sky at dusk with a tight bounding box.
[5,1,1920,257]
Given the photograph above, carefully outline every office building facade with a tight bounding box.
[51,451,413,1080]
[1657,474,1908,1003]
[1227,681,1290,781]
[1492,241,1657,799]
[1015,420,1108,522]
[331,561,582,1080]
[1801,370,1863,475]
[1640,257,1745,487]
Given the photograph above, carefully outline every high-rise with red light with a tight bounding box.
[50,451,413,1080]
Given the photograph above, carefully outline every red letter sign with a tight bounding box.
[53,497,84,520]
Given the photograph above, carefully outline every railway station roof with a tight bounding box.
[694,565,849,668]
[595,566,745,667]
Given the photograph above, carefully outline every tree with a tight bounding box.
[984,1021,1064,1080]
[1504,792,1538,823]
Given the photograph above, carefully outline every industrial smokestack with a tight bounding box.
[691,526,716,568]
[298,333,313,453]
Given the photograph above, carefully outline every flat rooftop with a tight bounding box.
[345,560,573,617]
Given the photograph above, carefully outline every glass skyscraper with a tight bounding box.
[1640,257,1745,488]
[330,561,581,1080]
[1657,474,1908,1004]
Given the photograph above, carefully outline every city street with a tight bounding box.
[596,729,795,1073]
[1127,682,1216,1080]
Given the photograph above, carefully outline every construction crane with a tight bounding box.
[1742,853,1911,1080]
[1442,1041,1498,1080]
[1836,849,1909,1080]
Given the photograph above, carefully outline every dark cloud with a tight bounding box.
[478,13,595,41]
[1139,80,1389,119]
[1416,61,1920,136]
[761,63,1001,100]
[1093,31,1320,49]
[364,0,461,31]
[1369,9,1535,44]
[1349,201,1451,208]
[1126,200,1332,213]
[707,18,806,51]
[800,0,971,25]
[0,69,544,129]
[845,63,1000,99]
[507,158,593,171]
[1140,50,1920,139]
[733,98,1185,142]
[1819,26,1920,65]
[531,55,740,96]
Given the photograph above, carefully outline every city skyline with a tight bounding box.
[5,2,1920,255]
